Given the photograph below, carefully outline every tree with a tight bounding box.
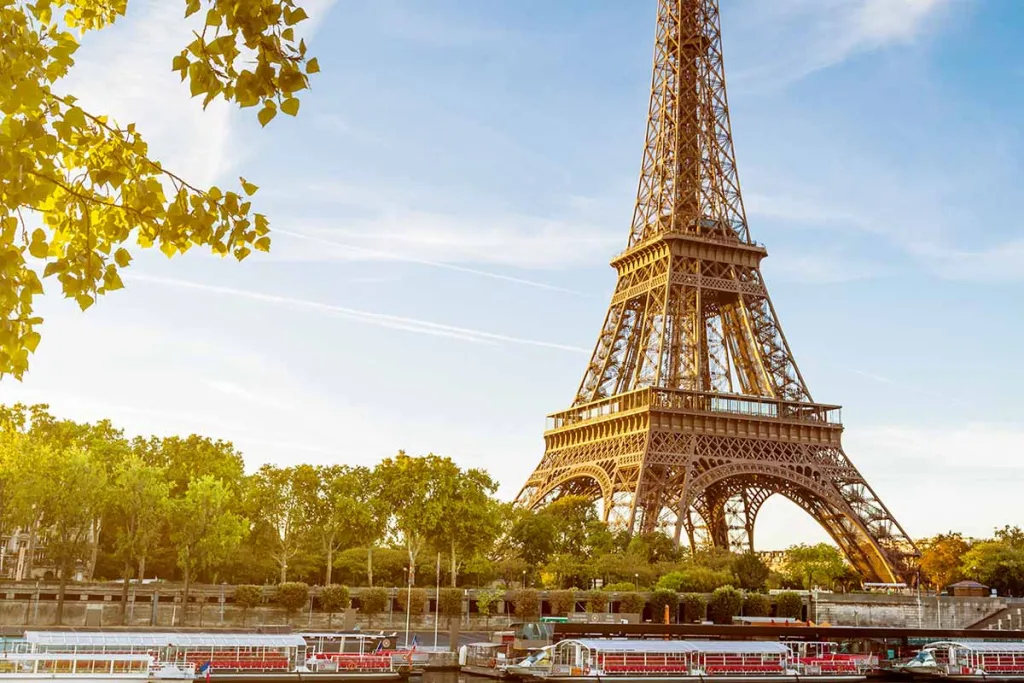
[681,593,707,623]
[657,566,734,593]
[475,589,500,626]
[234,585,263,626]
[648,589,679,623]
[8,440,105,622]
[743,593,770,617]
[294,465,385,586]
[585,590,608,613]
[359,587,389,627]
[619,592,646,617]
[396,587,427,620]
[549,589,576,616]
[438,587,463,626]
[732,553,770,591]
[320,585,350,627]
[0,0,322,379]
[374,452,445,585]
[783,543,849,590]
[511,589,540,618]
[8,441,106,623]
[170,475,246,624]
[708,586,743,624]
[109,454,170,624]
[919,532,972,589]
[502,507,557,569]
[775,592,804,619]
[276,582,309,620]
[425,464,501,587]
[248,464,305,583]
[961,530,1024,597]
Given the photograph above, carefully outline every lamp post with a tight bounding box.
[521,570,526,589]
[404,566,413,649]
[634,573,639,590]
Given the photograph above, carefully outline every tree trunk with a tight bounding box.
[450,538,457,588]
[181,565,191,626]
[137,555,147,582]
[25,521,38,578]
[56,566,67,625]
[367,546,374,588]
[87,518,102,580]
[121,561,132,625]
[325,546,333,586]
[279,558,287,584]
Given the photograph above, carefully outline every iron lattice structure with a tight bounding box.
[516,0,918,582]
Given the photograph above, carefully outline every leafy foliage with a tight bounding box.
[549,589,575,616]
[359,587,389,626]
[585,590,608,613]
[234,585,264,611]
[396,587,427,617]
[648,589,679,622]
[775,591,804,619]
[732,553,770,591]
[320,584,350,615]
[708,585,743,624]
[919,532,972,589]
[619,592,646,616]
[961,527,1024,596]
[783,543,849,589]
[656,566,734,593]
[681,593,707,623]
[275,581,309,616]
[743,592,770,617]
[438,587,463,621]
[475,588,500,623]
[0,0,321,377]
[511,588,540,618]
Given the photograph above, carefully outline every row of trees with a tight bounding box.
[918,527,1024,596]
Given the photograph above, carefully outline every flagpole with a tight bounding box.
[433,552,441,649]
[404,565,412,650]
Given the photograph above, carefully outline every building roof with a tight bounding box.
[559,639,788,655]
[948,580,988,588]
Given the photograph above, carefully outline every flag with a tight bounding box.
[407,636,418,663]
[374,640,384,655]
[197,661,212,682]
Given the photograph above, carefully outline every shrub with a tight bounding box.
[475,589,500,625]
[619,592,646,616]
[657,566,734,593]
[585,590,609,613]
[743,592,770,617]
[439,587,463,623]
[511,589,540,618]
[603,582,636,592]
[732,553,770,591]
[776,591,804,619]
[320,585,350,627]
[708,585,743,624]
[275,582,309,617]
[648,589,679,622]
[234,585,263,626]
[360,587,389,626]
[396,587,427,617]
[320,585,350,613]
[549,589,576,616]
[682,593,707,623]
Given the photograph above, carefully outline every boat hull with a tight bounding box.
[524,676,865,683]
[205,673,406,682]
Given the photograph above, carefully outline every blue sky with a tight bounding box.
[7,0,1023,549]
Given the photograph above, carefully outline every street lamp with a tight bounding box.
[521,570,526,589]
[634,573,639,590]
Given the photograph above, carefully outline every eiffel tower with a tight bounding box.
[516,0,918,583]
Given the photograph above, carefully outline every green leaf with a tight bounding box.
[306,58,320,74]
[280,97,300,116]
[257,103,277,127]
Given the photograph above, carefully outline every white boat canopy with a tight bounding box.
[924,641,1024,654]
[558,640,789,655]
[24,632,306,649]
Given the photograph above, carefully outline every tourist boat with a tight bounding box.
[459,642,513,679]
[21,631,407,681]
[0,652,193,682]
[506,646,555,680]
[896,641,1024,680]
[523,639,868,683]
[785,642,879,677]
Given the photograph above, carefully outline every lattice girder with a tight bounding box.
[515,0,918,584]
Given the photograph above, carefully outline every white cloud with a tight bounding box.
[912,240,1024,283]
[729,0,953,88]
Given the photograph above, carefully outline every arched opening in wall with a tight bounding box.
[755,494,833,551]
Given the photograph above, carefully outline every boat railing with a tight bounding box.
[315,653,394,671]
